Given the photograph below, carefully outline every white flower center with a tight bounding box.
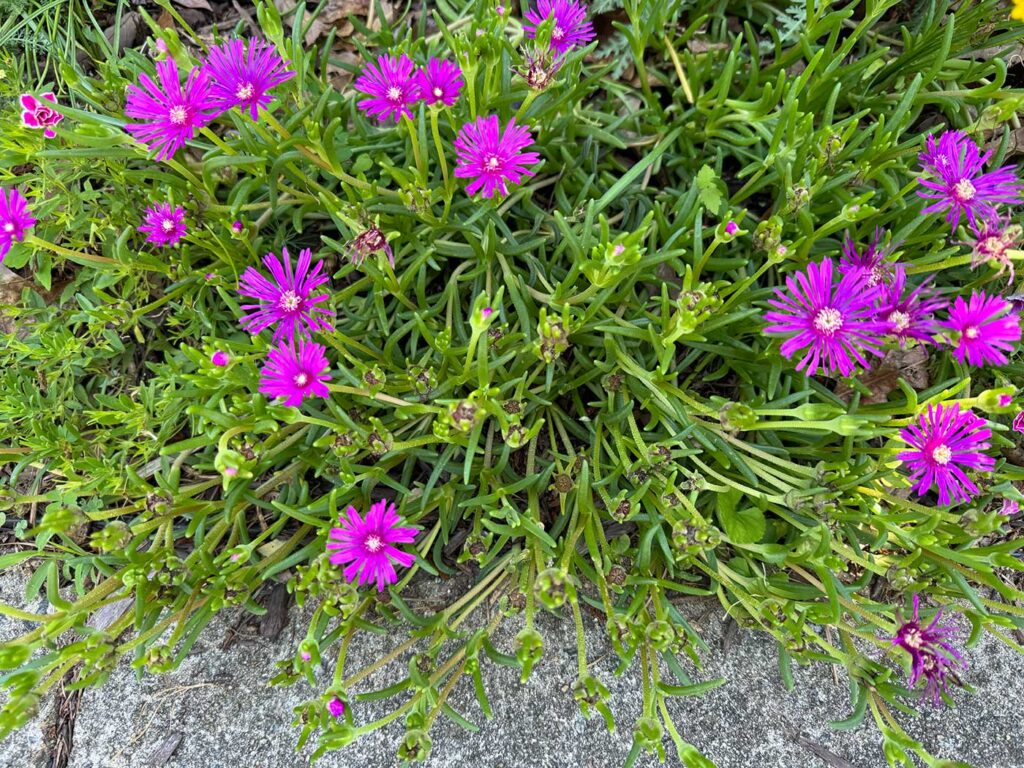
[888,311,911,333]
[294,372,309,387]
[387,86,402,101]
[964,326,979,340]
[168,105,188,125]
[981,236,1004,256]
[954,178,976,201]
[485,155,501,171]
[2,222,13,233]
[236,82,255,100]
[903,627,924,649]
[432,86,444,99]
[161,218,176,233]
[813,307,843,335]
[552,25,565,40]
[278,290,301,312]
[364,534,383,553]
[931,444,952,465]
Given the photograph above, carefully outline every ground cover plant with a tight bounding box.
[1,0,1024,765]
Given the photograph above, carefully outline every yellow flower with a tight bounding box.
[1014,0,1024,20]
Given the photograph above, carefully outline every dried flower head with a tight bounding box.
[238,247,334,341]
[20,92,63,138]
[326,500,419,591]
[516,45,562,90]
[454,115,541,199]
[125,58,216,161]
[139,202,187,247]
[968,214,1021,284]
[354,54,421,123]
[523,0,596,54]
[0,187,35,264]
[258,338,331,407]
[942,291,1020,367]
[204,38,295,121]
[891,595,964,706]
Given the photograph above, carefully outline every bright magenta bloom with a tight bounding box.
[125,58,216,161]
[238,248,334,342]
[258,339,331,407]
[204,39,294,121]
[897,403,993,506]
[139,202,187,247]
[839,228,893,287]
[891,595,964,706]
[454,116,541,199]
[326,500,419,591]
[354,54,420,123]
[327,697,346,718]
[1015,411,1024,434]
[0,187,35,264]
[415,58,464,106]
[943,291,1020,367]
[21,93,63,138]
[876,267,945,347]
[764,258,886,377]
[523,0,596,54]
[210,351,230,367]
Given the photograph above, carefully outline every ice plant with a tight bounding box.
[125,58,216,161]
[349,226,393,266]
[238,247,334,341]
[724,221,739,236]
[326,500,419,591]
[454,115,541,199]
[523,0,596,55]
[138,202,187,247]
[917,130,1024,230]
[203,38,294,121]
[327,697,346,718]
[0,186,35,263]
[943,291,1020,367]
[353,54,420,123]
[1015,411,1024,434]
[839,228,893,287]
[876,267,945,347]
[891,595,964,706]
[258,339,331,407]
[210,351,229,367]
[763,258,886,377]
[415,58,463,106]
[968,214,1020,283]
[897,403,993,506]
[20,92,63,138]
[1001,499,1020,516]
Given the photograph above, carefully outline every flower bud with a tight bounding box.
[534,567,575,610]
[515,628,544,681]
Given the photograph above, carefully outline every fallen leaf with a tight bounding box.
[173,0,213,9]
[835,345,929,405]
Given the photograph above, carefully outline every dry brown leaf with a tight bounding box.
[172,0,213,10]
[834,345,930,405]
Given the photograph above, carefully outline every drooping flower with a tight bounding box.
[968,214,1020,284]
[138,202,187,247]
[203,38,294,121]
[20,93,63,138]
[238,247,334,341]
[875,266,945,347]
[897,403,993,506]
[523,0,596,55]
[891,595,964,706]
[353,54,420,123]
[125,58,216,161]
[327,697,346,718]
[0,187,36,264]
[454,115,541,199]
[211,351,230,367]
[326,499,419,591]
[258,338,331,407]
[415,59,463,107]
[942,291,1020,367]
[917,131,1024,230]
[839,228,894,287]
[349,226,393,266]
[763,258,886,377]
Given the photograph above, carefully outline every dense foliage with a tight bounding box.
[1,1,1024,766]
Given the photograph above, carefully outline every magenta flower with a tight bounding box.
[454,116,541,199]
[20,92,63,138]
[238,247,334,341]
[897,403,993,506]
[326,499,419,591]
[139,202,187,247]
[258,338,331,407]
[968,214,1020,283]
[416,59,463,107]
[354,54,421,123]
[917,131,1024,230]
[1001,499,1020,516]
[0,187,35,264]
[125,58,216,161]
[204,39,294,121]
[876,266,945,347]
[763,258,886,377]
[523,0,596,54]
[839,228,893,287]
[211,351,230,367]
[891,595,964,706]
[724,220,739,236]
[943,291,1020,367]
[1015,411,1024,434]
[327,697,346,718]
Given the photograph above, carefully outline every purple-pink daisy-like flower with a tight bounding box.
[942,291,1020,367]
[416,58,463,107]
[968,214,1020,284]
[523,0,596,54]
[891,595,964,706]
[1015,411,1024,434]
[238,247,334,342]
[454,115,541,199]
[763,258,886,377]
[327,697,346,718]
[897,402,993,506]
[203,39,294,121]
[138,202,187,247]
[354,54,420,123]
[876,266,945,347]
[917,131,1024,230]
[125,58,216,161]
[326,499,419,592]
[839,228,894,287]
[258,338,331,407]
[21,93,63,138]
[0,187,36,264]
